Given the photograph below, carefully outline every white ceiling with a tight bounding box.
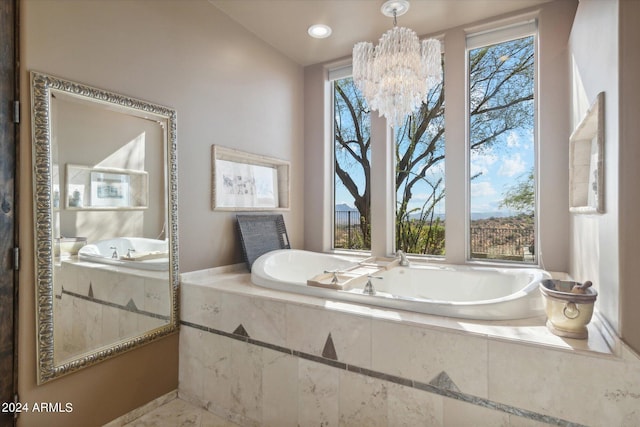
[209,0,551,66]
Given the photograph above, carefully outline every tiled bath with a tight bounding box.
[54,259,170,362]
[178,265,640,427]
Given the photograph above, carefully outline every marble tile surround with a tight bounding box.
[104,392,240,427]
[53,259,170,363]
[179,267,640,427]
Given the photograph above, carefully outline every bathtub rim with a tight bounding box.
[77,237,170,271]
[251,248,550,308]
[180,265,619,358]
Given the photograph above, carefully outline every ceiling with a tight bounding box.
[209,0,551,66]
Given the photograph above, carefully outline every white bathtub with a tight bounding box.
[78,237,169,271]
[251,249,551,320]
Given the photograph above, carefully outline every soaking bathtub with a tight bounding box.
[78,237,169,271]
[251,249,551,320]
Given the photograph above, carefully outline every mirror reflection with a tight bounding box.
[31,72,179,383]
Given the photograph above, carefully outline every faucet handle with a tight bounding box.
[324,269,342,284]
[126,248,136,257]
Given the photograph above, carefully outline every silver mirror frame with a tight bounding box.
[30,71,179,384]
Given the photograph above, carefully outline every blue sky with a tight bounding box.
[335,127,534,216]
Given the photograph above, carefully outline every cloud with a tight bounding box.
[506,132,520,148]
[470,151,497,176]
[471,181,496,197]
[498,154,526,177]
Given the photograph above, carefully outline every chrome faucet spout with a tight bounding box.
[363,275,382,296]
[395,250,410,266]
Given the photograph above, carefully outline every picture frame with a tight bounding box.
[65,164,148,210]
[569,92,604,214]
[211,145,290,211]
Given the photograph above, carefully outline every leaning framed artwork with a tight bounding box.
[211,145,290,211]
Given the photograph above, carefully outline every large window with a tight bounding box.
[468,30,536,263]
[330,20,538,264]
[395,72,445,256]
[333,76,371,250]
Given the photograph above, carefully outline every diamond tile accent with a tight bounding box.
[429,371,461,392]
[125,298,138,311]
[233,324,250,338]
[322,333,338,360]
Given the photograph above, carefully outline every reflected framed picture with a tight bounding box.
[90,171,131,207]
[65,164,148,210]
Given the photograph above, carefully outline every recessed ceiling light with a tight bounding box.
[308,24,332,39]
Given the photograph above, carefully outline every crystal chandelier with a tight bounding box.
[353,0,442,127]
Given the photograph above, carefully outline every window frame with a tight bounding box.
[329,67,373,253]
[465,20,539,264]
[325,17,542,267]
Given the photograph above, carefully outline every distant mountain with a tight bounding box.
[470,211,518,220]
[335,203,358,212]
[335,205,517,222]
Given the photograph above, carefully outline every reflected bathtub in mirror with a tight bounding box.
[78,237,169,271]
[31,71,179,383]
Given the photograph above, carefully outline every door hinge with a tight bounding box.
[12,100,19,124]
[12,247,19,271]
[13,393,20,420]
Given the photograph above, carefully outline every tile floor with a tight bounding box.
[122,398,239,427]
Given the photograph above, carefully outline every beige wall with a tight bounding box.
[53,97,166,241]
[618,0,640,353]
[569,0,621,333]
[569,0,640,355]
[304,0,576,272]
[19,0,303,425]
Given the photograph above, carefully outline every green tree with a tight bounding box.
[500,169,535,215]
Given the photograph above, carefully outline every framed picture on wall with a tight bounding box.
[569,92,604,214]
[211,145,290,211]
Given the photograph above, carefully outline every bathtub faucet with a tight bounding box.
[110,246,118,259]
[363,275,382,296]
[395,250,410,266]
[324,269,342,285]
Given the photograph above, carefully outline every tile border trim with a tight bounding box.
[180,320,585,427]
[62,288,170,321]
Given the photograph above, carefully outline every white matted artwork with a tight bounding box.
[211,145,290,211]
[569,92,604,214]
[90,171,131,207]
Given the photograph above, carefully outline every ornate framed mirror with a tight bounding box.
[30,71,179,384]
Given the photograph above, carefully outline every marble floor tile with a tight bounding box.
[122,398,239,427]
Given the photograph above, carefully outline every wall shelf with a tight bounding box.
[569,92,604,214]
[211,145,290,211]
